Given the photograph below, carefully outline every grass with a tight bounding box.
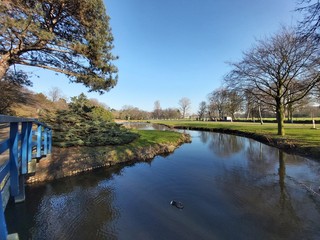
[80,129,189,163]
[149,120,320,148]
[133,130,185,145]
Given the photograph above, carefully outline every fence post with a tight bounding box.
[48,129,52,154]
[9,122,19,197]
[43,128,48,155]
[36,124,42,158]
[27,123,33,163]
[21,122,28,174]
[0,193,8,239]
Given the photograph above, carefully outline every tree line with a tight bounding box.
[196,1,320,136]
[112,97,192,120]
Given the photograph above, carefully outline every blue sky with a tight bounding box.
[26,0,300,113]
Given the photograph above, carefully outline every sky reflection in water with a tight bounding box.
[6,129,320,240]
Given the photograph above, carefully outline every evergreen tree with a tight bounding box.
[0,0,118,93]
[41,93,138,147]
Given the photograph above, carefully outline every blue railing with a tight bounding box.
[0,115,52,239]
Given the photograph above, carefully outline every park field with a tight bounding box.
[150,120,320,150]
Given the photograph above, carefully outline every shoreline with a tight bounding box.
[169,125,319,161]
[26,132,191,184]
[25,123,318,184]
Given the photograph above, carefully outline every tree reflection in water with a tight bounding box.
[6,165,128,240]
[5,129,320,239]
[199,132,245,157]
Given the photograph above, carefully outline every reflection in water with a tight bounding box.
[277,151,300,232]
[5,128,320,240]
[6,165,130,240]
[199,131,245,157]
[279,151,286,196]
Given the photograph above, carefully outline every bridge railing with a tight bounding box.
[0,115,52,239]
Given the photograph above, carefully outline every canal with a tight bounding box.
[5,127,320,239]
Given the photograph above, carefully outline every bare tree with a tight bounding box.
[208,88,228,119]
[198,101,207,120]
[178,97,191,118]
[225,90,243,120]
[162,108,180,119]
[153,100,162,119]
[48,87,65,102]
[225,28,320,135]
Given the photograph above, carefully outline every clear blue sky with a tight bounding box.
[26,0,300,113]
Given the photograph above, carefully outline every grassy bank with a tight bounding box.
[27,130,191,183]
[150,120,320,159]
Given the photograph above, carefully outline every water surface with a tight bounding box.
[6,130,320,240]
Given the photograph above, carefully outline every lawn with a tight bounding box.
[150,120,320,148]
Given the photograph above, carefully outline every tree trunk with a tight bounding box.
[276,101,285,136]
[258,104,263,125]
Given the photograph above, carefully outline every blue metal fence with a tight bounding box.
[0,115,52,239]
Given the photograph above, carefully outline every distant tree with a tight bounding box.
[208,88,228,119]
[225,90,243,119]
[153,100,162,119]
[120,105,150,120]
[225,28,320,135]
[207,102,218,120]
[243,90,255,120]
[48,87,65,102]
[284,83,312,122]
[0,0,118,93]
[89,98,109,110]
[0,70,33,114]
[178,97,191,118]
[162,108,180,119]
[198,101,207,120]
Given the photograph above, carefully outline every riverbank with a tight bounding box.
[26,130,191,183]
[150,120,320,161]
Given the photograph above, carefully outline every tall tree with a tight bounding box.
[198,101,207,120]
[178,97,191,118]
[208,88,228,119]
[0,0,118,93]
[225,28,320,135]
[153,100,162,119]
[225,90,243,119]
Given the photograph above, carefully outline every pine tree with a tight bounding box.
[0,0,118,93]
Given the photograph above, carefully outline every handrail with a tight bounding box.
[0,115,52,239]
[0,114,51,128]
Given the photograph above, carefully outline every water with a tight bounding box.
[5,129,320,240]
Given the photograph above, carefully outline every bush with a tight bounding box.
[40,94,139,147]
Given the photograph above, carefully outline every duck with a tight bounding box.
[170,200,184,209]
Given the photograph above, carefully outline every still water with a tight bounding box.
[6,129,320,240]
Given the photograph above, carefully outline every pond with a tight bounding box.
[5,127,320,240]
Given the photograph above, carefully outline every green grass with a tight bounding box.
[150,120,320,147]
[104,129,188,162]
[130,130,185,147]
